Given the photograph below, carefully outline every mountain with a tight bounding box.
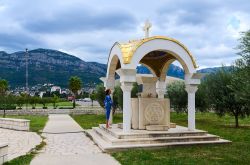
[137,64,184,79]
[0,48,106,88]
[197,66,232,74]
[0,48,229,88]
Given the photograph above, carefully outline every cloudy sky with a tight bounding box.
[0,0,249,68]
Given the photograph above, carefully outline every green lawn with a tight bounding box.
[71,113,122,129]
[5,115,48,133]
[18,101,76,108]
[72,112,250,165]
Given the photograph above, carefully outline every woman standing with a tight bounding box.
[104,89,113,128]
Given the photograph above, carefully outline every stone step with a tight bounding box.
[93,127,219,145]
[93,127,116,142]
[118,123,177,129]
[86,129,231,153]
[99,125,119,138]
[99,124,208,139]
[110,134,220,145]
[86,129,112,152]
[105,139,231,152]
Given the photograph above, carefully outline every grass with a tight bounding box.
[18,101,77,108]
[3,140,46,165]
[3,154,34,165]
[5,115,48,133]
[71,113,122,129]
[72,112,250,165]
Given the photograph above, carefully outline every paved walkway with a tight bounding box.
[31,114,120,165]
[0,128,41,160]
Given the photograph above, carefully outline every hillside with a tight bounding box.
[0,49,106,88]
[0,48,227,88]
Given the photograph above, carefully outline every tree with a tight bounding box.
[68,76,82,108]
[113,86,123,111]
[52,94,59,109]
[195,82,209,112]
[166,81,187,113]
[230,61,250,110]
[95,84,105,108]
[231,29,250,109]
[131,83,139,98]
[0,79,8,95]
[237,29,250,64]
[90,92,96,107]
[0,95,16,117]
[29,96,39,109]
[40,97,51,109]
[204,68,247,127]
[16,95,25,109]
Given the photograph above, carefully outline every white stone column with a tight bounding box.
[121,82,133,132]
[116,68,136,133]
[185,84,198,131]
[156,80,166,98]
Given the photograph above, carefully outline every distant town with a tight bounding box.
[9,83,96,99]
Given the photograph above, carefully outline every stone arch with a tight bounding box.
[106,44,123,79]
[128,38,197,75]
[138,63,157,76]
[159,59,176,81]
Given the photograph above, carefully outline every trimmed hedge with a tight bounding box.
[0,105,16,110]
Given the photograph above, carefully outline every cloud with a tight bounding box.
[0,32,42,51]
[23,8,137,33]
[0,0,249,68]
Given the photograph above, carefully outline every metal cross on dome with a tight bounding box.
[143,20,152,38]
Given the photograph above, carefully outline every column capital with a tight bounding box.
[121,82,133,92]
[100,77,115,89]
[185,84,198,93]
[116,68,136,83]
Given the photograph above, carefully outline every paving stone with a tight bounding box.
[31,114,120,165]
[0,128,42,161]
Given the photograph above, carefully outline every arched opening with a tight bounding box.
[137,50,188,82]
[107,55,121,78]
[136,64,154,75]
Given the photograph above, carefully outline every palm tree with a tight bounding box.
[0,79,8,95]
[69,76,82,108]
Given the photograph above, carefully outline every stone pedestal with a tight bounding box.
[131,75,171,131]
[131,98,170,131]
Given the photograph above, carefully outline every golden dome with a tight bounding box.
[115,36,198,68]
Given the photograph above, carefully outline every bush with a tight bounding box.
[59,107,74,109]
[0,105,16,110]
[166,81,187,113]
[95,84,105,108]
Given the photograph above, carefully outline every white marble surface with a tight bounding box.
[0,118,30,131]
[0,128,41,160]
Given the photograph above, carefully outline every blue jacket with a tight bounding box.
[104,95,113,110]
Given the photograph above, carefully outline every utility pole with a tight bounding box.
[25,48,29,110]
[25,48,29,94]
